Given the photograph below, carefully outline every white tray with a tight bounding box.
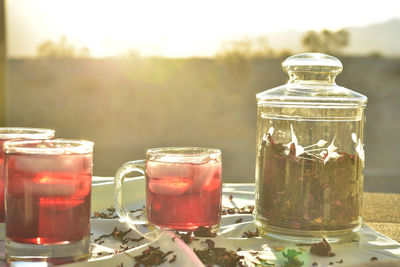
[4,177,400,267]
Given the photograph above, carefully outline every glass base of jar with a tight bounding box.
[147,222,220,234]
[254,217,364,244]
[6,235,90,265]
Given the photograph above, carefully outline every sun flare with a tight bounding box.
[6,0,400,58]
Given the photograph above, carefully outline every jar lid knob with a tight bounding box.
[282,53,343,76]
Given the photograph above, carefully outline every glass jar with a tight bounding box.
[253,53,367,243]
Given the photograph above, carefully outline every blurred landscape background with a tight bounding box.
[2,1,400,192]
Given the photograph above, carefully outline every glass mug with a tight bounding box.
[4,139,94,264]
[114,147,222,232]
[0,127,55,238]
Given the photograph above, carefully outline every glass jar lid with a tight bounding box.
[283,53,343,81]
[256,53,367,107]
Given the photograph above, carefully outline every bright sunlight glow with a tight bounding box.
[6,0,400,58]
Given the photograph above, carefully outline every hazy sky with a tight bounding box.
[6,0,400,58]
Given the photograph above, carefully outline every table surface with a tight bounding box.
[363,192,400,242]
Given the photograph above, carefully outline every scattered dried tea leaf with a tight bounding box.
[94,227,144,246]
[97,251,113,257]
[194,246,245,267]
[119,245,130,252]
[203,239,216,249]
[92,206,146,220]
[242,229,259,238]
[222,205,254,215]
[168,254,177,263]
[133,246,173,267]
[235,218,243,224]
[181,232,193,244]
[92,207,119,219]
[130,208,145,213]
[310,238,335,257]
[370,256,378,261]
[193,226,217,237]
[174,231,199,244]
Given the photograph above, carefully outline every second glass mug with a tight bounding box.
[114,147,222,232]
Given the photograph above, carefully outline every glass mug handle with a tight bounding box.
[114,160,145,225]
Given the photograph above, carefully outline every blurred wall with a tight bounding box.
[5,56,400,192]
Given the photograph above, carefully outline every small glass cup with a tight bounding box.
[114,147,222,232]
[4,139,93,264]
[0,127,55,238]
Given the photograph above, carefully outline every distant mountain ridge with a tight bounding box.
[266,18,400,56]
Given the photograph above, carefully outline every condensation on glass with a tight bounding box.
[254,53,367,243]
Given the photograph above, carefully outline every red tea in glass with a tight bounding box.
[114,147,222,232]
[0,128,55,224]
[4,139,93,263]
[146,158,222,231]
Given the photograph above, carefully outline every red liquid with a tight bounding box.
[146,160,222,231]
[5,153,92,244]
